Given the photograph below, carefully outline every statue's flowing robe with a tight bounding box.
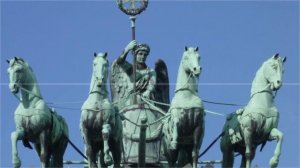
[110,59,169,164]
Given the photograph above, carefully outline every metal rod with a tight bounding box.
[138,117,147,167]
[130,16,136,40]
[130,16,137,104]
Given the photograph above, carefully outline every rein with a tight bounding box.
[89,72,108,96]
[12,83,43,103]
[17,83,43,99]
[16,85,89,160]
[89,75,99,95]
[174,72,194,93]
[249,83,277,100]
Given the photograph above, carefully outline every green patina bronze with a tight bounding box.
[162,47,205,168]
[7,57,69,168]
[110,40,169,166]
[220,54,286,168]
[6,1,289,167]
[110,40,169,112]
[80,53,122,168]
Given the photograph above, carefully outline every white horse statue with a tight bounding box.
[7,57,69,168]
[162,47,205,168]
[220,53,286,168]
[80,53,122,168]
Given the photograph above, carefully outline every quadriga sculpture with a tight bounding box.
[80,53,122,168]
[162,47,205,168]
[7,57,69,168]
[220,54,286,168]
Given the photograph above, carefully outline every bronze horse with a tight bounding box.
[220,54,286,168]
[7,57,69,168]
[162,47,205,168]
[80,53,122,168]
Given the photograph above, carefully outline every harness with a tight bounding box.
[12,84,64,147]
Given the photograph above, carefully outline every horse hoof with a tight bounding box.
[104,155,113,166]
[269,157,279,168]
[13,157,21,168]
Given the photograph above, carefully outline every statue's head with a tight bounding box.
[134,43,150,63]
[134,44,150,55]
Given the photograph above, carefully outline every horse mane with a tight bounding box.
[23,60,37,82]
[250,61,268,96]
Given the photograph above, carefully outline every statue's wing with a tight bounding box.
[154,59,170,113]
[110,60,132,111]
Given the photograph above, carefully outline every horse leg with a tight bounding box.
[162,137,178,167]
[170,117,179,150]
[241,148,256,168]
[222,148,234,168]
[39,131,50,168]
[240,154,246,168]
[34,143,41,157]
[243,129,252,168]
[192,126,204,168]
[177,148,189,167]
[220,139,234,168]
[168,149,179,167]
[51,137,68,168]
[82,128,97,168]
[110,139,122,167]
[241,116,254,168]
[98,149,107,168]
[102,124,113,166]
[11,129,25,168]
[269,128,283,168]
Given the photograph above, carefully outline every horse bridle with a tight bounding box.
[174,71,196,94]
[9,61,43,103]
[250,82,278,100]
[89,73,107,95]
[12,83,43,103]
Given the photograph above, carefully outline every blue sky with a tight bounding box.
[1,1,299,167]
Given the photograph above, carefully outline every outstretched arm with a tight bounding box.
[117,40,137,64]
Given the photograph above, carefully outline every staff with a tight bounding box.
[116,0,148,104]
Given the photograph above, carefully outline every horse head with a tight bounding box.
[182,47,202,77]
[93,52,109,87]
[7,57,28,94]
[263,53,286,91]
